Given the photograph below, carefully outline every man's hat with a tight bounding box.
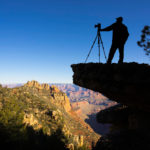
[116,17,123,21]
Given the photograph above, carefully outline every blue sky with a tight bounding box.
[0,0,150,83]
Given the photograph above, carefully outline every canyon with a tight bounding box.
[0,81,101,150]
[3,83,117,135]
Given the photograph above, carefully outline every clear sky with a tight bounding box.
[0,0,150,84]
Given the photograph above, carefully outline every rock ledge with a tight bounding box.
[71,62,150,112]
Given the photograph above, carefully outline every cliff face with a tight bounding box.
[71,63,150,112]
[71,63,150,150]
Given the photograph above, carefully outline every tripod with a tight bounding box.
[85,25,107,63]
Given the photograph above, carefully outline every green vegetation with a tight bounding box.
[0,84,94,150]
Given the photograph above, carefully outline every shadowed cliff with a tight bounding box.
[71,62,150,150]
[71,62,150,112]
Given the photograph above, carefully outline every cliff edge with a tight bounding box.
[71,62,150,112]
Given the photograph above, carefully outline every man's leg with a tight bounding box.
[107,44,117,64]
[118,44,124,63]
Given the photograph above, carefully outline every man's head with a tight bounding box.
[116,17,123,23]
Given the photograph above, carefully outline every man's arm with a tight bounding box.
[100,24,114,31]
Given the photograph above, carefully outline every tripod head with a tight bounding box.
[94,23,101,31]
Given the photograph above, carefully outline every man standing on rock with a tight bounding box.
[100,17,129,64]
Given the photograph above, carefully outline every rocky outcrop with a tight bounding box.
[71,62,150,112]
[25,80,50,90]
[96,104,129,124]
[25,80,71,112]
[23,113,43,130]
[71,62,150,150]
[50,85,60,93]
[51,92,71,112]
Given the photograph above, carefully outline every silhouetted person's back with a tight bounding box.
[101,17,129,64]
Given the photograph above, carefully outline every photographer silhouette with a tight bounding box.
[101,17,129,64]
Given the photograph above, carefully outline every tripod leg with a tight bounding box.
[85,35,98,63]
[99,33,107,61]
[98,36,100,63]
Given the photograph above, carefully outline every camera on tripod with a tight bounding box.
[85,23,107,63]
[94,23,101,29]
